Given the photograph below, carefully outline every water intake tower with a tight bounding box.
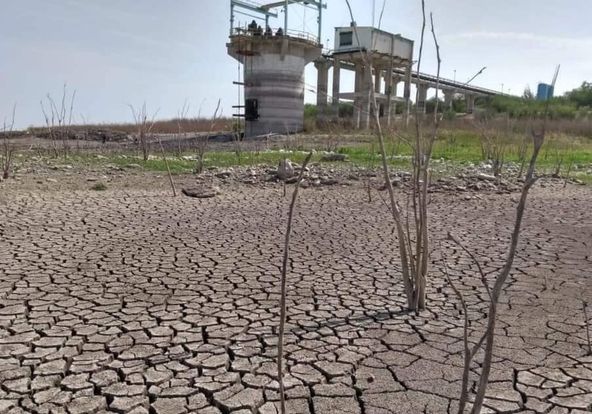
[227,0,325,138]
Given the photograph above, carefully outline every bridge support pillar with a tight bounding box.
[404,64,412,126]
[465,94,476,114]
[353,63,363,128]
[374,68,382,94]
[362,64,372,129]
[315,59,330,107]
[444,90,454,111]
[353,63,371,129]
[332,59,341,113]
[385,75,399,126]
[417,83,428,114]
[374,68,382,120]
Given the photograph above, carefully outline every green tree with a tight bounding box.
[523,85,534,100]
[565,81,592,107]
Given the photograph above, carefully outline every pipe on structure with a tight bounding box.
[284,0,288,36]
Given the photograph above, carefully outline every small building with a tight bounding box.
[322,26,414,128]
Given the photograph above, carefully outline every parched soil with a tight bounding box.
[0,173,591,414]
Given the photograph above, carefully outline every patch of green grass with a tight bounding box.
[17,129,592,184]
[90,182,107,191]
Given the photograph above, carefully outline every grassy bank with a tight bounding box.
[10,129,592,184]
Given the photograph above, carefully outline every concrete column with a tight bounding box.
[374,68,382,94]
[390,76,400,97]
[315,60,330,107]
[361,64,372,129]
[387,75,401,125]
[417,83,428,114]
[403,64,412,126]
[373,68,382,119]
[353,63,363,128]
[465,94,475,114]
[444,90,454,110]
[332,59,341,110]
[385,73,393,125]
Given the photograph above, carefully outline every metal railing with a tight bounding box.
[231,26,320,46]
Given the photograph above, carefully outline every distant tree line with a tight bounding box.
[305,81,592,121]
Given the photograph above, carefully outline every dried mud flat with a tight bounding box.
[0,175,591,414]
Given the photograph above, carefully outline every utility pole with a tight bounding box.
[372,0,376,27]
[284,0,288,35]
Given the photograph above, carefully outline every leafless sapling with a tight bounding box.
[277,152,312,414]
[1,105,17,180]
[156,136,177,197]
[129,103,159,162]
[40,84,76,158]
[195,99,221,174]
[176,99,190,156]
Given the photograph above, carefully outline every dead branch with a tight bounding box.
[157,137,177,197]
[441,246,472,413]
[448,233,492,301]
[195,99,221,174]
[277,151,313,414]
[462,69,557,414]
[584,301,591,356]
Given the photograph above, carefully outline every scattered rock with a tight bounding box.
[476,173,497,181]
[215,170,233,179]
[277,159,295,180]
[182,185,221,199]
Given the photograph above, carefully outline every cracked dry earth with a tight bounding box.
[0,181,591,414]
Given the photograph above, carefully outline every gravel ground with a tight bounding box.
[0,171,591,414]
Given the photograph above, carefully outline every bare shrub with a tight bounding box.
[344,0,440,311]
[475,115,514,177]
[515,133,529,179]
[175,99,190,156]
[2,105,16,180]
[40,84,77,158]
[129,103,158,162]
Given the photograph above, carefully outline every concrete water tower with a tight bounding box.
[227,0,325,137]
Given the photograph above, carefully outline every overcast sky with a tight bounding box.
[1,0,591,128]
